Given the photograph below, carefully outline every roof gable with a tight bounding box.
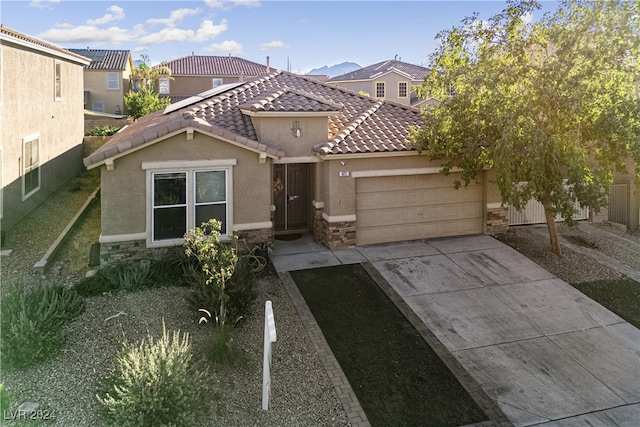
[0,25,91,65]
[68,48,132,70]
[329,59,430,82]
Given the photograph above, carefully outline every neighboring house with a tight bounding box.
[0,25,91,234]
[68,48,133,115]
[328,59,434,107]
[84,70,508,265]
[153,54,271,103]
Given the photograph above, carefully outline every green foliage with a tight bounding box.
[0,384,9,416]
[124,88,171,119]
[185,256,258,325]
[97,321,208,427]
[410,0,640,254]
[86,125,121,137]
[184,219,238,329]
[74,260,182,297]
[0,282,85,370]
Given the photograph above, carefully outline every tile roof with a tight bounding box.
[68,49,131,70]
[0,25,91,65]
[329,59,430,82]
[158,55,271,76]
[84,70,423,167]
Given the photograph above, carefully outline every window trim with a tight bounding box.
[22,134,40,200]
[212,78,223,88]
[54,60,62,101]
[375,81,385,98]
[146,163,234,248]
[107,72,120,90]
[398,81,409,98]
[158,77,170,94]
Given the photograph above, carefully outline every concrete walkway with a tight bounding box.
[272,234,640,427]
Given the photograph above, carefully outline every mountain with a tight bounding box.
[307,62,361,78]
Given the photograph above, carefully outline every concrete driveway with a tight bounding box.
[271,234,640,426]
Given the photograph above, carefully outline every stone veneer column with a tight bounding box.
[486,203,509,235]
[322,217,357,249]
[100,240,182,266]
[311,201,324,243]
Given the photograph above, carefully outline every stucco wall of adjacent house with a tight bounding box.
[158,76,243,98]
[99,131,272,238]
[84,70,128,114]
[330,72,422,106]
[251,116,330,157]
[1,41,86,232]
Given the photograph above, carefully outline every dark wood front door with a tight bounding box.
[274,164,309,232]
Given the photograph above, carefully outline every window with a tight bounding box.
[375,82,385,98]
[54,60,61,100]
[151,169,229,242]
[107,72,120,90]
[398,81,408,98]
[23,135,40,199]
[212,78,223,88]
[159,78,170,94]
[91,101,105,113]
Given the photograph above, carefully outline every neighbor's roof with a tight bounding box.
[0,25,91,65]
[68,48,131,70]
[158,55,271,76]
[329,59,430,82]
[83,70,423,168]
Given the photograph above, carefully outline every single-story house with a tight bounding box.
[84,70,506,265]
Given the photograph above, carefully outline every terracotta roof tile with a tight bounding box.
[84,70,422,167]
[68,48,131,70]
[158,55,270,76]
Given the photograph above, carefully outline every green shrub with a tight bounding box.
[0,384,9,416]
[115,262,152,291]
[0,282,85,370]
[86,125,121,137]
[185,256,258,325]
[97,322,209,427]
[74,267,120,297]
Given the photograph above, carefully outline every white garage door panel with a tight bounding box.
[356,174,483,245]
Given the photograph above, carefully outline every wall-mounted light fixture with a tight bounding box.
[292,121,301,138]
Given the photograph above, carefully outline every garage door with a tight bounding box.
[356,173,483,245]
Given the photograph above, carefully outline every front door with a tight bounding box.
[274,164,309,232]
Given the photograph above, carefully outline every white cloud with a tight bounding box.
[86,5,125,26]
[146,8,202,28]
[204,40,244,55]
[38,24,136,45]
[29,0,60,9]
[233,0,261,8]
[205,0,260,10]
[138,19,228,44]
[521,12,534,25]
[259,40,289,51]
[204,0,225,9]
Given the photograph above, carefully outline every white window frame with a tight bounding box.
[54,60,62,101]
[212,78,223,88]
[375,81,385,98]
[22,134,40,200]
[159,78,170,94]
[143,160,236,248]
[107,72,120,90]
[91,101,105,113]
[398,81,408,98]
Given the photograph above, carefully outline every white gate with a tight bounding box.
[508,198,589,225]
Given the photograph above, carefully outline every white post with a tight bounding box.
[262,300,277,410]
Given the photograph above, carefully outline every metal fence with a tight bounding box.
[609,184,628,225]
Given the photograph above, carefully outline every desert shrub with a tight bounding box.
[0,384,9,415]
[0,282,85,370]
[115,262,152,291]
[97,322,208,427]
[86,125,121,137]
[74,267,120,297]
[185,256,258,325]
[148,257,186,287]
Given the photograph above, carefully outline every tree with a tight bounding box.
[124,88,171,119]
[410,0,640,256]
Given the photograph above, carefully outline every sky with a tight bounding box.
[1,0,557,74]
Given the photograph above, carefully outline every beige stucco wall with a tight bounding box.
[330,72,422,106]
[1,40,86,229]
[100,131,272,237]
[84,68,130,114]
[251,116,330,156]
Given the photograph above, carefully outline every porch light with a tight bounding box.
[292,121,301,138]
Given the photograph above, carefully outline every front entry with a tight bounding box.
[274,164,310,233]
